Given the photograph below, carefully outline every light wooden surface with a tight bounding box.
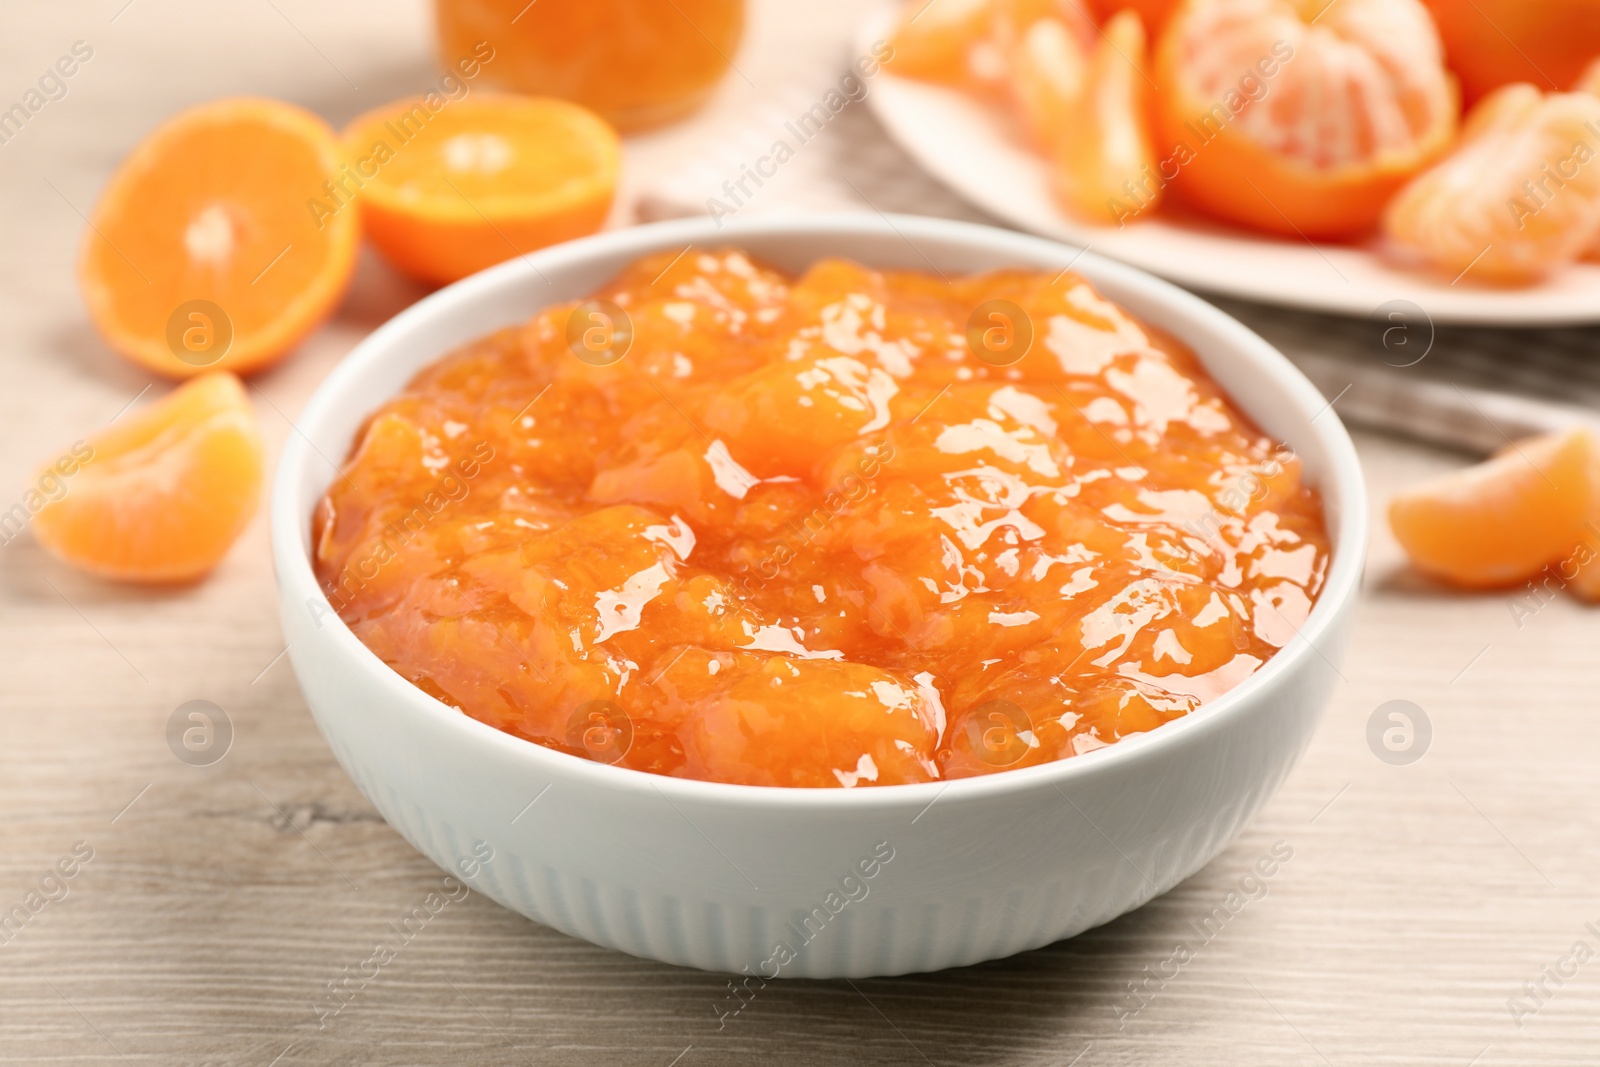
[5,2,1600,1065]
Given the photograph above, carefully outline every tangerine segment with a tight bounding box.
[1008,17,1089,150]
[1455,82,1544,143]
[1152,0,1457,239]
[984,0,1096,95]
[887,0,1093,94]
[988,0,1095,51]
[342,96,620,285]
[80,98,359,379]
[1383,88,1600,285]
[313,248,1331,787]
[32,373,265,583]
[1054,11,1159,224]
[1566,521,1600,601]
[885,0,998,86]
[1420,0,1600,105]
[1389,428,1598,589]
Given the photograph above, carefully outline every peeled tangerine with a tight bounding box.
[1384,86,1600,284]
[32,373,265,583]
[1389,428,1597,590]
[1154,0,1457,239]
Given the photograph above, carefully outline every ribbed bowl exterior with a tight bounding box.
[272,214,1366,979]
[284,603,1346,978]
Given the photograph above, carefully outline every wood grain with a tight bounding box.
[4,2,1600,1064]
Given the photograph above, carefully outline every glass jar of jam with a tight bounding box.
[434,0,745,132]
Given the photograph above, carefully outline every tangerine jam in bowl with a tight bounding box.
[434,0,744,132]
[272,215,1366,977]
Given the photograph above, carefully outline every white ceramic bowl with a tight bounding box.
[271,214,1366,979]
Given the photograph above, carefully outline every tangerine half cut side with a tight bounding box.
[80,98,359,378]
[341,95,620,285]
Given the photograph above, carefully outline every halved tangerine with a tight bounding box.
[1152,0,1457,239]
[80,98,359,379]
[31,373,265,583]
[341,95,620,285]
[1383,86,1600,285]
[1389,428,1598,589]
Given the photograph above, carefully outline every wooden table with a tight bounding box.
[4,2,1599,1064]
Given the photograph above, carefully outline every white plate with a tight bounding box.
[857,7,1600,325]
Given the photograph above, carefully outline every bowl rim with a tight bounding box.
[270,211,1367,812]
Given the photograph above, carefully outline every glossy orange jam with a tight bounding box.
[313,250,1329,788]
[434,0,744,132]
